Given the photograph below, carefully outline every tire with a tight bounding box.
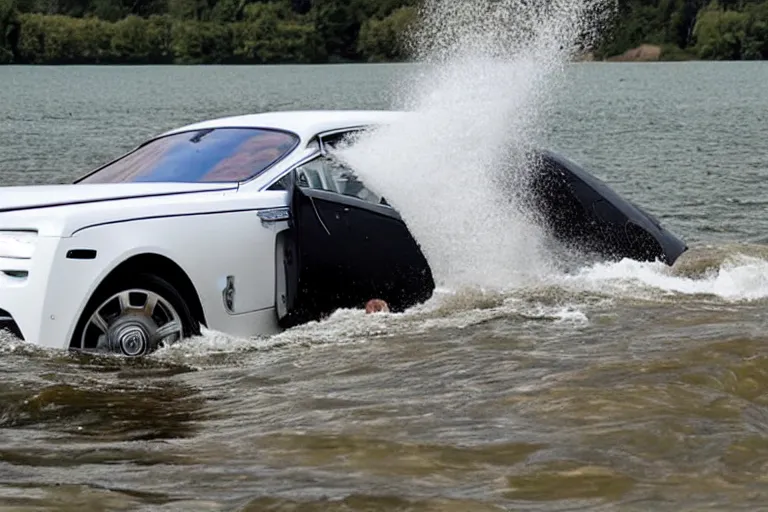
[71,272,199,356]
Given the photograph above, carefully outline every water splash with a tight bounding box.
[565,253,768,302]
[332,0,768,312]
[338,0,609,292]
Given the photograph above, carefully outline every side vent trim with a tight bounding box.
[66,249,97,260]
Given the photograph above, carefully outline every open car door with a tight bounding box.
[277,154,434,329]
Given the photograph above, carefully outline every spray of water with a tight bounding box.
[337,0,610,292]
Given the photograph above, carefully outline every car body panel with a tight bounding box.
[0,236,61,346]
[0,183,294,239]
[527,150,688,265]
[1,192,291,349]
[62,207,287,342]
[278,182,433,328]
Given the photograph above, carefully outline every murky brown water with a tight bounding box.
[2,63,768,510]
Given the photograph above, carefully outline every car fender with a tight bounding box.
[43,207,290,348]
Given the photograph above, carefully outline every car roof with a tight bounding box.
[161,110,407,143]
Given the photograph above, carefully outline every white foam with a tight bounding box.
[562,254,768,301]
[0,331,53,357]
[149,288,595,364]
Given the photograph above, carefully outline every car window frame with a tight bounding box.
[317,127,368,154]
[296,185,400,220]
[262,126,379,194]
[268,145,392,208]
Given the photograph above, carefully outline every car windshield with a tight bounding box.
[78,127,299,184]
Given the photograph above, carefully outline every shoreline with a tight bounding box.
[576,44,699,63]
[0,43,750,66]
[3,59,753,66]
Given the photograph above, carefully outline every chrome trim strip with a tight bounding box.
[70,206,289,236]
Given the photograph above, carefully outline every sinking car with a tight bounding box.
[0,110,687,356]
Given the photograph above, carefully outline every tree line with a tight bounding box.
[597,0,768,60]
[1,0,767,64]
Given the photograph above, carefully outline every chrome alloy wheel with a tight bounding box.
[81,289,184,356]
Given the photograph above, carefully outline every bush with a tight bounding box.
[357,6,416,62]
[659,43,697,60]
[170,20,233,64]
[0,0,17,62]
[111,15,173,63]
[693,2,748,60]
[17,13,114,63]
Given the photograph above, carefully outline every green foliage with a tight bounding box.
[17,13,114,63]
[232,10,323,63]
[597,0,768,60]
[687,0,768,59]
[112,15,172,62]
[659,42,698,60]
[0,0,18,62]
[693,3,747,59]
[358,6,416,62]
[310,0,363,61]
[3,0,768,63]
[170,19,232,63]
[740,1,768,58]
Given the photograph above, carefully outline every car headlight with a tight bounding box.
[0,231,38,259]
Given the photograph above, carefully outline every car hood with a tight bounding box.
[0,182,238,213]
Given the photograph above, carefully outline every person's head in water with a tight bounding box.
[365,299,390,314]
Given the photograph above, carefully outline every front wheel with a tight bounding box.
[72,273,199,357]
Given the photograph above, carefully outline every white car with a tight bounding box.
[0,110,687,356]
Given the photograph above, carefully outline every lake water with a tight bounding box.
[2,62,768,511]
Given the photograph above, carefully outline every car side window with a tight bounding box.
[295,157,384,206]
[267,173,291,191]
[320,130,363,152]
